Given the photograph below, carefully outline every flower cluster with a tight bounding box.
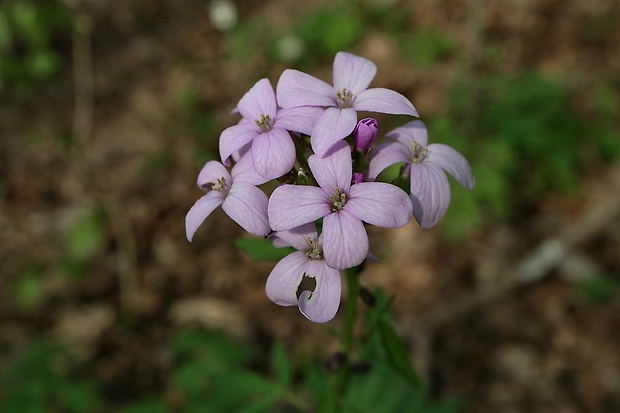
[186,52,474,323]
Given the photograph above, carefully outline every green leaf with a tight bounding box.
[27,48,59,80]
[0,9,12,52]
[117,397,168,413]
[57,380,103,413]
[66,209,104,260]
[295,4,363,60]
[576,275,619,305]
[400,29,456,67]
[14,266,43,308]
[11,1,46,47]
[234,237,294,261]
[343,358,462,413]
[270,342,293,386]
[378,319,423,389]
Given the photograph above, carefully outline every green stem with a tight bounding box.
[342,267,360,369]
[324,266,361,412]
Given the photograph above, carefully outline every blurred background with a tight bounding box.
[1,0,619,412]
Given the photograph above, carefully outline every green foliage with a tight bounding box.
[300,288,462,413]
[339,288,462,413]
[342,362,461,413]
[271,342,294,387]
[167,330,307,413]
[364,289,422,389]
[587,78,620,160]
[0,341,103,413]
[0,0,69,94]
[14,265,44,309]
[294,4,364,64]
[61,207,106,279]
[66,207,105,262]
[0,324,461,412]
[437,72,619,239]
[117,398,168,413]
[400,29,456,67]
[575,275,619,305]
[227,17,271,63]
[365,1,409,35]
[235,237,295,261]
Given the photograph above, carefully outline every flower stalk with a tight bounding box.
[325,266,361,412]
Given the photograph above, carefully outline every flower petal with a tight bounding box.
[185,191,226,241]
[367,141,411,181]
[322,210,368,270]
[426,143,475,190]
[308,140,353,193]
[276,69,336,108]
[231,152,268,186]
[237,78,277,121]
[222,182,270,236]
[310,107,357,157]
[333,52,377,95]
[386,120,428,147]
[409,162,451,228]
[299,261,341,323]
[251,128,296,179]
[219,122,259,166]
[274,223,319,251]
[275,106,324,136]
[265,252,309,306]
[196,161,232,189]
[268,185,330,231]
[347,182,412,228]
[354,88,418,116]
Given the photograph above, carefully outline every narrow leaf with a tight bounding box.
[378,320,423,389]
[270,342,293,386]
[234,237,294,261]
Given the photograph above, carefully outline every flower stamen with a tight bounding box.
[211,177,227,191]
[411,142,428,163]
[305,237,323,260]
[328,187,348,212]
[335,88,354,108]
[255,114,274,133]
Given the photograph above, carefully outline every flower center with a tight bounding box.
[211,177,227,191]
[255,114,274,133]
[305,237,323,260]
[335,88,354,108]
[329,187,348,212]
[411,141,428,163]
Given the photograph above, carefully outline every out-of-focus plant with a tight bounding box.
[0,341,103,413]
[62,206,106,279]
[440,73,620,239]
[114,320,462,413]
[0,0,70,95]
[13,264,45,310]
[575,275,619,305]
[399,28,457,68]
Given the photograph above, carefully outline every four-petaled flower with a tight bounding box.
[277,52,418,157]
[368,120,475,228]
[186,153,270,241]
[268,141,413,270]
[219,78,322,179]
[266,223,341,323]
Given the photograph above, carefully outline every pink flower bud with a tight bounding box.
[353,118,379,153]
[352,172,364,184]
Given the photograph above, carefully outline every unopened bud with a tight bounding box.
[352,172,364,184]
[353,118,379,153]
